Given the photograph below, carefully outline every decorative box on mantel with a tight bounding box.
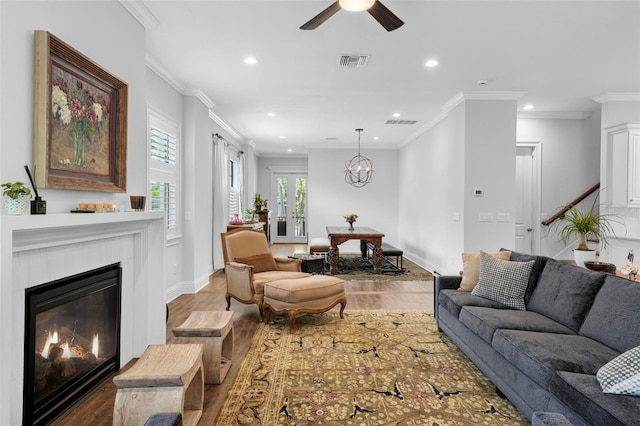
[0,212,166,425]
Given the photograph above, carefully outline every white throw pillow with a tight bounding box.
[597,346,640,396]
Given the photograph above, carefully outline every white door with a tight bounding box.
[515,145,539,254]
[272,174,308,243]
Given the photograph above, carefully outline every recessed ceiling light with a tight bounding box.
[287,148,293,152]
[267,112,276,117]
[244,56,258,65]
[425,59,438,67]
[524,104,534,110]
[392,113,401,118]
[279,135,286,139]
[373,136,380,140]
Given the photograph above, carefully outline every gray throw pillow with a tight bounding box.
[471,251,534,310]
[597,346,640,396]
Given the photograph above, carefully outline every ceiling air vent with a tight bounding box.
[339,55,370,68]
[385,119,418,125]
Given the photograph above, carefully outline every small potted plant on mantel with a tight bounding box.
[1,181,32,215]
[557,198,621,268]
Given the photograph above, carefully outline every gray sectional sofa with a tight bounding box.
[435,250,640,425]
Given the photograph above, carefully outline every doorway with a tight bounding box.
[515,142,541,254]
[272,173,307,243]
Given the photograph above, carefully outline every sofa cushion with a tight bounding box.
[439,289,511,318]
[492,329,620,389]
[527,258,606,332]
[253,271,310,294]
[459,306,575,344]
[597,346,640,396]
[459,251,511,291]
[503,249,549,304]
[471,251,534,310]
[580,275,640,353]
[235,252,277,273]
[550,371,639,426]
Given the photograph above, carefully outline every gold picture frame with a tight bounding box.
[33,31,127,192]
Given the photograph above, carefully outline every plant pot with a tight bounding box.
[3,194,30,215]
[574,249,597,268]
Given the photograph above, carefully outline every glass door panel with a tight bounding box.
[273,174,307,243]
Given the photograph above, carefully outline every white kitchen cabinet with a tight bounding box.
[607,122,640,207]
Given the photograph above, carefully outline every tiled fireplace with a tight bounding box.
[0,212,165,425]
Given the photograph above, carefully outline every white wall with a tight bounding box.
[398,108,465,274]
[517,114,602,257]
[308,148,399,253]
[399,97,519,275]
[463,99,518,252]
[0,1,146,211]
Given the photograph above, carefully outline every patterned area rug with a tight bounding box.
[214,311,528,425]
[332,255,433,281]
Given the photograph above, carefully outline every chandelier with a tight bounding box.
[345,128,374,187]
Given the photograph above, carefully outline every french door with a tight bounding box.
[272,173,307,243]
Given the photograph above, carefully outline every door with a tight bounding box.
[515,144,539,254]
[272,174,307,243]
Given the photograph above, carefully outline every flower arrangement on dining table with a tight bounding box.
[344,213,358,230]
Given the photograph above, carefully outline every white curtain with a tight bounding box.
[238,151,245,216]
[212,134,228,270]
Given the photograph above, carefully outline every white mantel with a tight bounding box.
[0,212,166,425]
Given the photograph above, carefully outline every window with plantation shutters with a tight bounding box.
[148,109,180,239]
[151,181,177,229]
[228,158,240,219]
[150,128,176,165]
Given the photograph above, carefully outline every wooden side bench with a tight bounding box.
[309,237,330,256]
[366,242,404,270]
[113,344,204,426]
[172,311,234,384]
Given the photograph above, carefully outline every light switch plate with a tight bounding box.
[479,212,494,222]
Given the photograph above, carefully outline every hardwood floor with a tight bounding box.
[59,244,433,425]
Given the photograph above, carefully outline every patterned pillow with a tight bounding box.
[471,251,534,310]
[597,346,640,396]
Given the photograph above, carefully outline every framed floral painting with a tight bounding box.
[33,31,127,192]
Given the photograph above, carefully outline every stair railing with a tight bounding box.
[541,182,600,227]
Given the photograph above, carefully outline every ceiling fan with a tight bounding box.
[300,0,404,32]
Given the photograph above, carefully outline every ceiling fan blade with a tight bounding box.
[300,1,342,30]
[367,0,404,31]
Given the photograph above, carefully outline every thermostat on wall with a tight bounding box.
[474,188,484,196]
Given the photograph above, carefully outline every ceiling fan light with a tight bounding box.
[339,0,376,12]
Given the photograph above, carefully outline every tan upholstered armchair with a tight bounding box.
[220,229,310,319]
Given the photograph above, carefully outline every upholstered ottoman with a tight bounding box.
[263,275,346,332]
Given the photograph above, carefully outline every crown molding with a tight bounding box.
[517,111,593,120]
[146,54,185,93]
[119,0,159,30]
[400,91,527,146]
[184,89,215,109]
[592,92,640,103]
[209,110,242,141]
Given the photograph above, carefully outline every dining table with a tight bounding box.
[326,226,385,274]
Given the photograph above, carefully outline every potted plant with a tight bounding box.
[557,198,620,267]
[254,193,267,212]
[2,181,32,215]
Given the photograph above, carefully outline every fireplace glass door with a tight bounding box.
[23,263,121,425]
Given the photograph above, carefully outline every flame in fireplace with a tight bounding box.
[92,334,99,358]
[62,343,71,359]
[41,330,60,358]
[41,333,53,358]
